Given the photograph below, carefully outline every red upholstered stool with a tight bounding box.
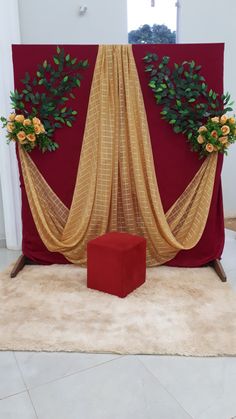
[87,232,146,298]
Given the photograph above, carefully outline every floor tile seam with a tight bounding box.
[0,351,27,400]
[195,402,220,419]
[194,366,226,419]
[22,354,126,391]
[135,356,194,419]
[0,389,28,401]
[140,378,151,419]
[194,388,226,419]
[13,351,28,388]
[13,352,39,419]
[26,388,39,419]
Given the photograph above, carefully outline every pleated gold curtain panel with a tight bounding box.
[19,45,217,266]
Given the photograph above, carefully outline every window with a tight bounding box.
[128,0,177,44]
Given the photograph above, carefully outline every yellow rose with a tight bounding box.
[197,135,204,144]
[211,130,218,139]
[7,122,15,133]
[23,119,31,126]
[198,126,207,133]
[205,143,214,153]
[229,117,235,124]
[8,113,16,122]
[221,125,230,135]
[33,117,41,125]
[211,117,219,123]
[39,123,45,133]
[34,124,41,135]
[17,131,26,143]
[220,115,228,125]
[219,136,228,144]
[15,114,25,123]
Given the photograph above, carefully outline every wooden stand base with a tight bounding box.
[11,255,227,282]
[210,259,227,282]
[10,254,35,278]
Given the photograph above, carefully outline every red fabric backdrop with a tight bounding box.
[12,43,225,267]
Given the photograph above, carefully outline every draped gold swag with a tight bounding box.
[19,45,218,266]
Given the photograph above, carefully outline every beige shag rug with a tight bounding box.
[0,264,236,356]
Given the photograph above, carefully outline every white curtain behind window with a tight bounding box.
[0,0,22,249]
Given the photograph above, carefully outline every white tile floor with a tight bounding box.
[0,229,236,419]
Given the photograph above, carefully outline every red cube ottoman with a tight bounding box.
[87,232,146,298]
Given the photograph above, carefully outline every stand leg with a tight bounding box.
[210,259,227,282]
[10,254,27,278]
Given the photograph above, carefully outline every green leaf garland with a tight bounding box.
[143,52,235,157]
[4,46,89,153]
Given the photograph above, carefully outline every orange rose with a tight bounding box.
[229,117,235,124]
[211,130,218,139]
[198,126,207,133]
[221,125,230,135]
[211,116,219,123]
[26,133,36,142]
[205,143,214,153]
[220,115,228,125]
[39,123,45,133]
[197,135,204,144]
[219,136,228,144]
[34,124,41,135]
[8,113,16,122]
[15,114,25,123]
[17,131,26,143]
[23,119,31,126]
[33,117,41,125]
[7,122,15,132]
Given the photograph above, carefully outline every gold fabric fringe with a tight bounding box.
[19,45,218,266]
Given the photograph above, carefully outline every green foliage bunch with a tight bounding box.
[143,52,234,157]
[3,46,89,152]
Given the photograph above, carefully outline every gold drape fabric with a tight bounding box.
[19,45,218,266]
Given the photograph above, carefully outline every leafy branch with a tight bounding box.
[143,52,234,155]
[9,46,89,152]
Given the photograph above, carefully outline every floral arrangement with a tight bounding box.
[196,115,236,156]
[1,113,51,153]
[1,46,88,153]
[143,52,236,157]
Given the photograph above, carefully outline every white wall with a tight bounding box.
[178,0,236,217]
[18,0,127,44]
[0,185,5,246]
[0,0,22,249]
